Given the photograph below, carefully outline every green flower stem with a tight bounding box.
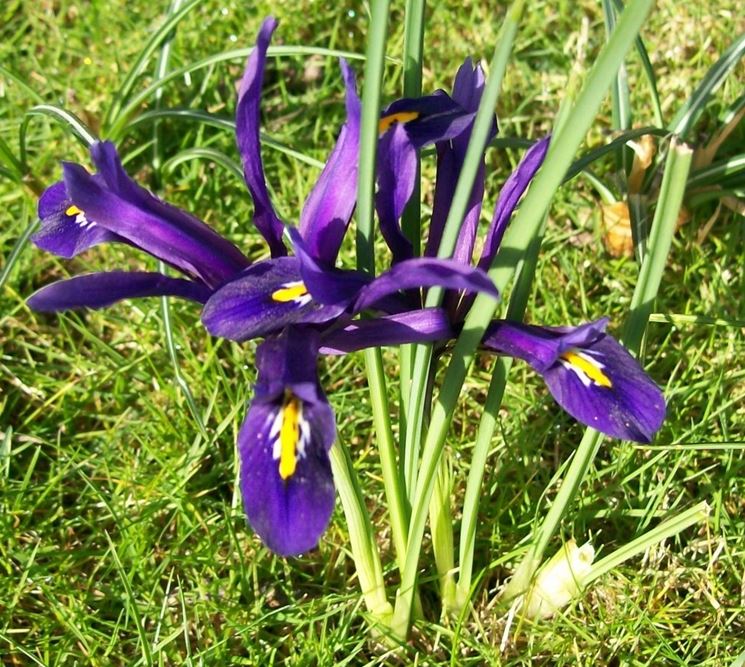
[329,442,393,623]
[623,138,694,350]
[356,0,390,275]
[447,225,545,613]
[391,0,654,637]
[347,0,396,623]
[429,449,455,604]
[503,138,693,600]
[364,348,408,572]
[400,0,426,252]
[397,0,426,501]
[402,0,526,509]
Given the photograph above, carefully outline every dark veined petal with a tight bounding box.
[201,256,345,341]
[353,257,498,313]
[290,228,369,307]
[27,271,210,312]
[482,318,666,442]
[90,142,249,278]
[63,153,249,289]
[379,91,474,148]
[375,124,417,263]
[319,308,453,355]
[426,59,491,265]
[32,181,121,257]
[299,59,361,264]
[239,331,336,556]
[235,16,287,257]
[477,135,551,270]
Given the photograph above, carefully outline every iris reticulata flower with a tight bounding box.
[27,17,499,555]
[378,58,666,444]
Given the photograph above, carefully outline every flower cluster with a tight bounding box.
[28,17,664,557]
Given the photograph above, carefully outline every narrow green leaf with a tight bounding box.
[105,0,201,129]
[162,147,245,181]
[669,32,745,138]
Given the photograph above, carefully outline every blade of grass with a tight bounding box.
[104,0,201,129]
[611,0,663,126]
[581,501,709,586]
[107,46,367,141]
[162,147,245,181]
[123,108,325,168]
[0,207,37,292]
[20,105,97,167]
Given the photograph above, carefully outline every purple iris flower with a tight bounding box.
[379,59,666,444]
[27,17,501,556]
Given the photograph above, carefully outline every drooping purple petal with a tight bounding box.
[32,181,122,257]
[483,318,666,442]
[320,308,453,355]
[299,59,361,264]
[375,123,417,263]
[290,228,369,307]
[353,257,499,313]
[200,257,345,341]
[236,17,287,257]
[27,271,210,312]
[379,92,474,148]
[477,135,551,270]
[62,161,248,290]
[239,331,336,556]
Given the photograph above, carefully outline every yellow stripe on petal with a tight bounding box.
[65,205,83,217]
[378,111,420,135]
[560,350,612,388]
[278,395,301,480]
[271,281,308,303]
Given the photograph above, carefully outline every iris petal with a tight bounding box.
[299,59,361,264]
[239,331,337,556]
[201,257,345,341]
[27,271,210,312]
[483,319,666,442]
[235,16,287,257]
[239,392,336,556]
[320,309,453,355]
[32,181,121,258]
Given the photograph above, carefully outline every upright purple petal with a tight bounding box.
[299,60,361,264]
[239,331,336,556]
[27,271,210,312]
[483,318,666,442]
[426,59,490,264]
[320,309,453,355]
[353,257,498,313]
[477,136,551,270]
[236,17,287,257]
[201,257,345,341]
[32,181,122,257]
[375,124,417,263]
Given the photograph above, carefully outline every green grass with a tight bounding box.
[1,0,744,664]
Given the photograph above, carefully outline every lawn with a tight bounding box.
[1,1,743,664]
